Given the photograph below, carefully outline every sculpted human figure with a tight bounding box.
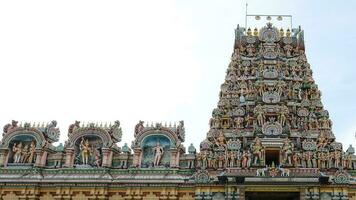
[201,152,208,169]
[229,151,236,167]
[28,141,36,163]
[80,137,91,165]
[292,152,299,167]
[251,137,264,165]
[12,142,23,163]
[334,150,341,168]
[235,117,244,129]
[214,132,226,149]
[241,151,248,168]
[93,148,101,167]
[316,132,328,150]
[152,141,164,166]
[281,138,293,165]
[305,151,313,168]
[218,154,224,168]
[254,104,265,126]
[278,105,289,127]
[21,144,29,163]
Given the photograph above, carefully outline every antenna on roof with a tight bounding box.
[245,1,248,29]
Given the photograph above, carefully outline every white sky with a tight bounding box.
[0,0,355,150]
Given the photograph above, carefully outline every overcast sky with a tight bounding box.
[0,0,355,150]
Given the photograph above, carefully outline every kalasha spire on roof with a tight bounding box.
[197,21,351,173]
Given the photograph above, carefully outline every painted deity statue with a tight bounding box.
[21,144,29,163]
[214,132,226,149]
[317,132,328,150]
[28,141,36,163]
[80,137,91,165]
[251,137,264,165]
[152,141,164,166]
[281,138,293,165]
[93,148,101,167]
[12,142,23,163]
[254,104,265,126]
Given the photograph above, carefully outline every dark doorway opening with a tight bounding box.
[265,149,279,166]
[245,192,299,200]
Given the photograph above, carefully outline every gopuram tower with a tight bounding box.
[195,17,356,199]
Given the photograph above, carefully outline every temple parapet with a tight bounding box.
[0,120,59,167]
[131,121,187,168]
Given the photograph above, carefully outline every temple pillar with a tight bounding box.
[0,149,8,167]
[300,188,307,200]
[170,148,178,168]
[64,148,75,168]
[39,150,48,167]
[101,148,112,167]
[132,148,142,167]
[34,150,43,167]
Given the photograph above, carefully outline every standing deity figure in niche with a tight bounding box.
[251,137,264,165]
[12,142,23,163]
[316,132,328,150]
[80,137,91,165]
[152,141,164,166]
[281,138,293,165]
[21,144,29,163]
[254,104,265,126]
[93,148,101,167]
[278,105,289,127]
[28,141,36,163]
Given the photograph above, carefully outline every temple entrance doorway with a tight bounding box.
[245,192,299,200]
[265,149,279,166]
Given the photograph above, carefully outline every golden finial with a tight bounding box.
[279,28,284,37]
[253,28,258,36]
[247,27,252,36]
[286,28,291,37]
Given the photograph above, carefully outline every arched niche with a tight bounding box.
[7,135,37,165]
[73,135,103,166]
[140,134,171,167]
[1,131,44,149]
[67,129,112,149]
[64,128,116,168]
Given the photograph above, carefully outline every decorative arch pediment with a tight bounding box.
[136,128,179,148]
[67,127,113,148]
[1,130,45,149]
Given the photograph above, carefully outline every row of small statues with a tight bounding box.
[238,37,302,58]
[209,114,332,131]
[196,149,261,169]
[226,64,313,83]
[221,79,319,99]
[195,150,353,170]
[246,27,292,38]
[11,141,36,164]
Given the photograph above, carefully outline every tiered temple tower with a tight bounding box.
[198,22,348,172]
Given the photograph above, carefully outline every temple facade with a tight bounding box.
[0,22,356,200]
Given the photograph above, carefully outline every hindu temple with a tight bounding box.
[0,17,355,200]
